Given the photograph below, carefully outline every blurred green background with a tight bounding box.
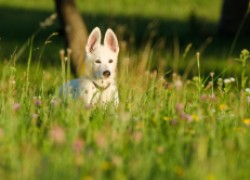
[0,0,249,73]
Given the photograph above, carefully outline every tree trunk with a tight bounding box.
[55,0,87,77]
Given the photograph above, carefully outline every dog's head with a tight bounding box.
[85,27,119,88]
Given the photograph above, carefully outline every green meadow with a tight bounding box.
[0,0,250,179]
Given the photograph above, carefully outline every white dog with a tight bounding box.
[61,27,119,108]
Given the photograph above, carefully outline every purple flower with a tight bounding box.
[33,96,42,107]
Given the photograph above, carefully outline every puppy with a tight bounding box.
[61,27,119,108]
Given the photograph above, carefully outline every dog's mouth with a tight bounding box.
[92,79,110,89]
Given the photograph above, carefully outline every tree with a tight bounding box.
[55,0,87,77]
[218,0,250,36]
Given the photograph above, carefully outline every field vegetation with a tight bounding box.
[0,0,250,179]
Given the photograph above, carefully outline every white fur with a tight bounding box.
[61,27,119,107]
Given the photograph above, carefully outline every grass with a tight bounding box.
[1,0,250,179]
[0,30,250,179]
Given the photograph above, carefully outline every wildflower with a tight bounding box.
[172,73,183,90]
[49,125,65,145]
[133,131,143,143]
[33,96,42,107]
[184,114,193,122]
[241,49,249,57]
[219,103,228,111]
[67,48,72,56]
[73,137,85,153]
[217,78,223,83]
[192,114,200,122]
[175,103,195,122]
[13,103,21,111]
[210,72,214,77]
[242,118,250,125]
[200,94,209,102]
[59,49,65,62]
[175,103,184,113]
[174,79,183,90]
[224,77,235,84]
[230,77,235,82]
[245,88,250,93]
[224,79,231,84]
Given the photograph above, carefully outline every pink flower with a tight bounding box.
[175,103,184,113]
[13,103,21,111]
[200,94,208,102]
[49,125,65,144]
[73,138,85,153]
[184,114,193,122]
[133,131,143,143]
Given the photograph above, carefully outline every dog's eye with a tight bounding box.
[108,59,113,63]
[95,59,101,64]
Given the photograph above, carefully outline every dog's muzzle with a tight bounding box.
[103,70,111,78]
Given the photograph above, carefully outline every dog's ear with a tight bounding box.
[104,29,119,53]
[86,27,101,54]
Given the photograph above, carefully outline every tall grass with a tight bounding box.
[0,26,250,180]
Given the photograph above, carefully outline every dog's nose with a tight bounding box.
[103,70,111,77]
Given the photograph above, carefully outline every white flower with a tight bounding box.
[224,79,231,84]
[245,88,250,93]
[229,77,235,82]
